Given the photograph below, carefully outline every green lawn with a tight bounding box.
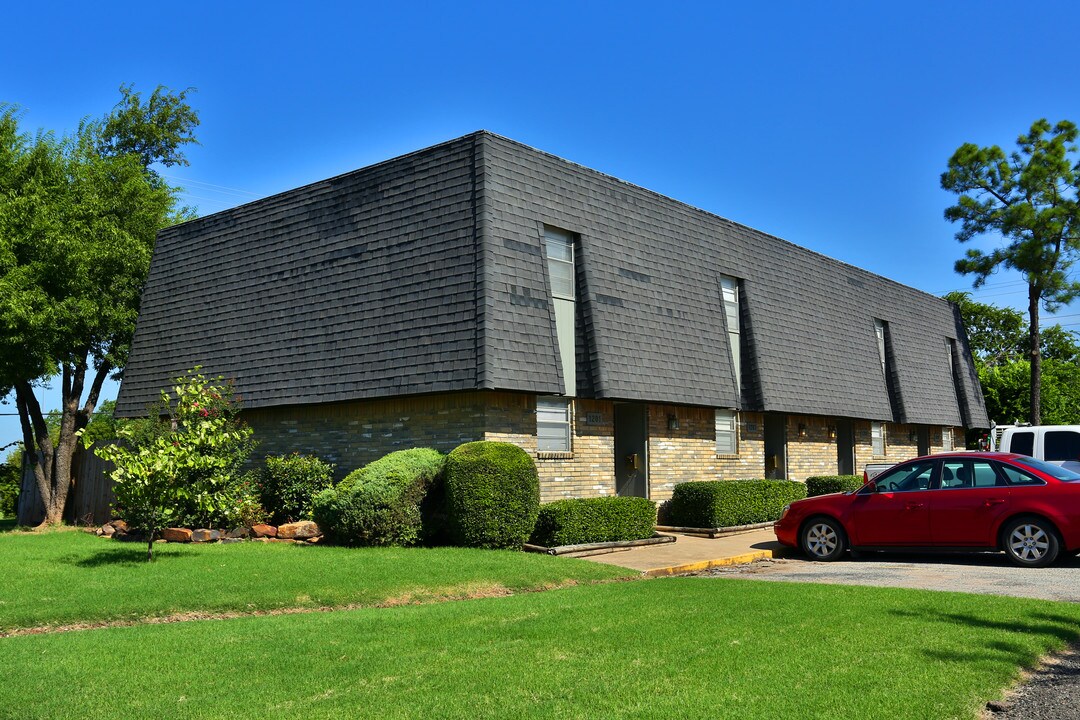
[0,527,633,631]
[2,527,1078,719]
[2,577,1078,719]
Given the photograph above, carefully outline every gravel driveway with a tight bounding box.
[709,550,1080,718]
[708,550,1080,602]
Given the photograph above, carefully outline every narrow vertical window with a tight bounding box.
[720,275,741,392]
[871,421,886,456]
[715,409,738,454]
[942,427,953,452]
[537,397,572,452]
[544,227,576,395]
[874,319,887,379]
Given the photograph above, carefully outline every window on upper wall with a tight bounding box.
[942,427,953,452]
[544,226,576,396]
[874,319,887,379]
[871,421,886,456]
[716,409,738,454]
[719,275,741,393]
[537,397,572,452]
[544,227,575,300]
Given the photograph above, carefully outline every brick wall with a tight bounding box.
[484,395,617,503]
[245,392,971,501]
[243,392,488,479]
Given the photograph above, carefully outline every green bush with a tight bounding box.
[0,456,19,519]
[312,448,445,547]
[257,453,335,524]
[444,441,539,549]
[805,475,865,497]
[666,479,807,528]
[530,496,656,547]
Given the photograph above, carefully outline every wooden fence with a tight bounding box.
[17,443,116,526]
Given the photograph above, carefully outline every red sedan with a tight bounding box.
[774,452,1080,567]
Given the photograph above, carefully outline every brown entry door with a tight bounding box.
[614,404,648,497]
[764,414,787,479]
[836,419,854,475]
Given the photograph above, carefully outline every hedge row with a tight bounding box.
[312,448,446,547]
[530,496,656,547]
[805,475,865,497]
[445,441,540,549]
[666,479,807,528]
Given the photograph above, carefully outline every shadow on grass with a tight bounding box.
[70,544,198,568]
[891,607,1080,646]
[0,518,19,534]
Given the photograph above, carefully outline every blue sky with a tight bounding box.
[3,0,1080,449]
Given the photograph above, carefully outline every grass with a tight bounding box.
[2,577,1078,719]
[0,527,633,631]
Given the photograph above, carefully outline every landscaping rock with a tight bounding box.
[226,527,250,539]
[111,520,130,534]
[251,524,277,538]
[100,524,116,537]
[306,536,322,544]
[162,527,193,543]
[220,537,243,544]
[191,529,221,543]
[278,521,321,540]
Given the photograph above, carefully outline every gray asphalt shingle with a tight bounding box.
[116,131,988,428]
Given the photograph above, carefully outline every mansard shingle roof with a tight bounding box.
[116,131,988,428]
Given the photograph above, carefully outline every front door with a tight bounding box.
[764,414,787,479]
[930,458,1011,546]
[917,426,930,456]
[836,419,854,475]
[614,403,648,497]
[850,459,935,546]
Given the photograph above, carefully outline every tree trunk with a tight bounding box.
[14,359,111,527]
[1028,283,1042,426]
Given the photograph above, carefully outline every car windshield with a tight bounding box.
[1013,457,1080,482]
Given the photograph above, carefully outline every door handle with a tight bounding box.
[984,498,1006,507]
[626,453,639,470]
[905,502,925,510]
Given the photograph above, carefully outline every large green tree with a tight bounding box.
[0,85,198,526]
[946,292,1080,424]
[941,119,1080,424]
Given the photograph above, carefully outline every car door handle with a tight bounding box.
[905,502,925,510]
[984,499,1006,507]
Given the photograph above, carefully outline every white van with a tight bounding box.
[992,424,1080,473]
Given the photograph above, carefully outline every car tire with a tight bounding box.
[800,516,847,562]
[1002,516,1061,568]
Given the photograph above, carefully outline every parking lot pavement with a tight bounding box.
[706,551,1080,602]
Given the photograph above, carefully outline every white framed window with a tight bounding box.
[942,427,953,452]
[874,319,887,379]
[544,228,575,300]
[537,397,572,452]
[871,421,886,456]
[720,275,741,392]
[716,409,738,454]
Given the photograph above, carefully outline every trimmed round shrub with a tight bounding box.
[257,453,335,524]
[444,441,540,549]
[530,496,656,547]
[666,479,807,528]
[312,448,445,547]
[805,475,864,497]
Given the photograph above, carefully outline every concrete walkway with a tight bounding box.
[584,528,790,576]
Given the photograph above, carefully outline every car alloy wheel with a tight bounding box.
[801,517,846,561]
[1003,517,1060,568]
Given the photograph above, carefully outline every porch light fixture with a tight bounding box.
[909,430,918,443]
[798,423,807,439]
[667,414,679,431]
[827,425,836,441]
